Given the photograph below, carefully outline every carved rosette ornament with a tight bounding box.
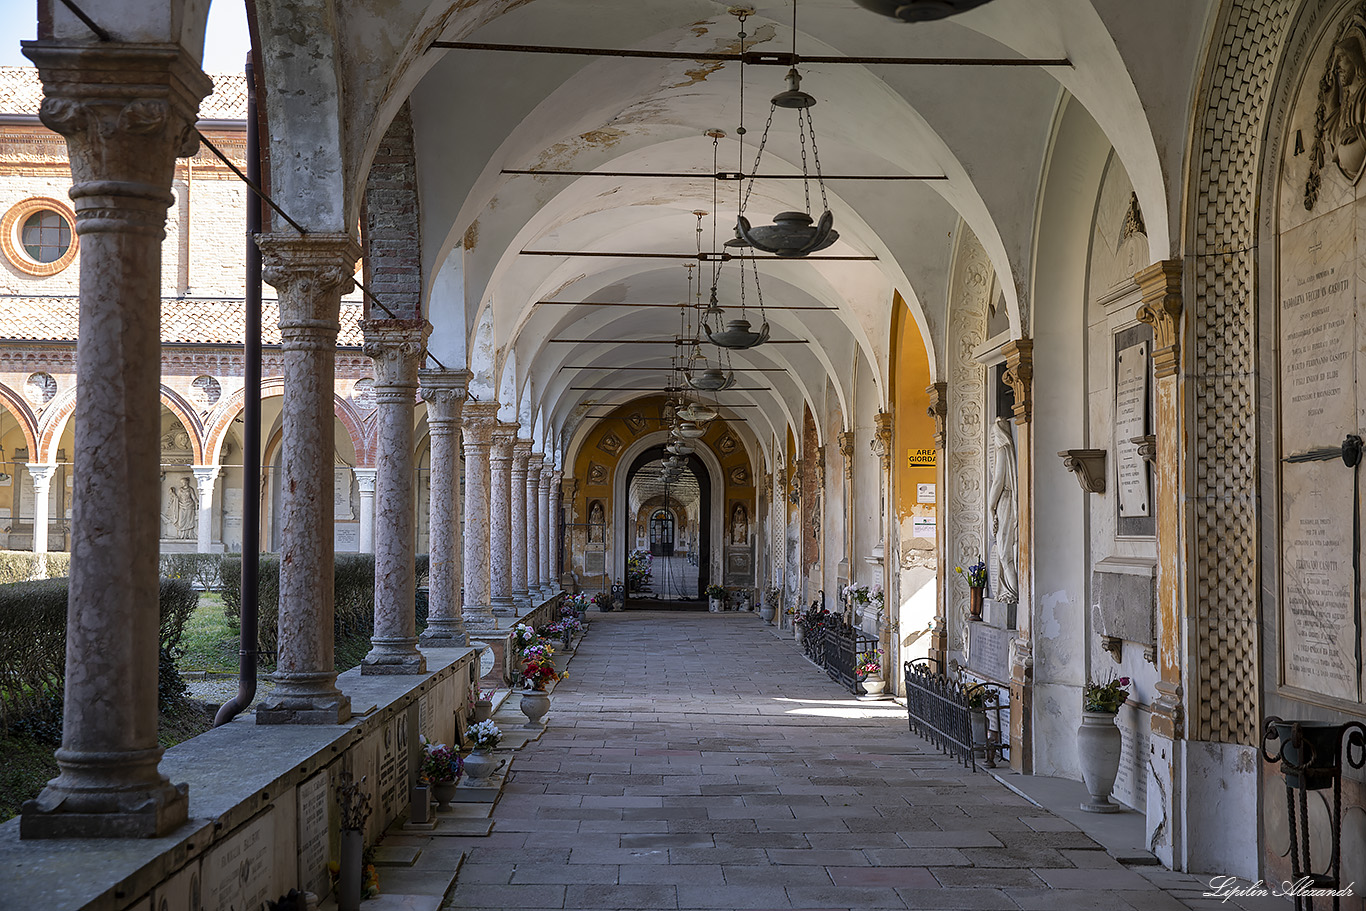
[18,44,212,839]
[1000,339,1033,424]
[1135,260,1183,379]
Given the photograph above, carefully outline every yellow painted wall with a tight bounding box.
[891,291,936,521]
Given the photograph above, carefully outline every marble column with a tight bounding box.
[537,459,553,596]
[27,463,56,555]
[361,319,429,675]
[461,402,499,627]
[418,368,470,646]
[19,43,210,839]
[510,439,532,608]
[355,468,377,553]
[926,383,949,669]
[526,453,543,601]
[192,465,220,554]
[489,424,517,615]
[551,471,566,587]
[254,231,360,725]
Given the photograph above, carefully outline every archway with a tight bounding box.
[624,444,710,604]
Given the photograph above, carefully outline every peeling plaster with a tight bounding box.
[1039,589,1067,641]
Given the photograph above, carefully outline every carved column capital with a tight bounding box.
[258,233,361,349]
[1001,338,1034,425]
[871,412,894,470]
[927,382,948,449]
[512,438,534,469]
[460,401,500,447]
[418,368,470,426]
[362,319,429,397]
[837,430,856,479]
[1135,260,1183,379]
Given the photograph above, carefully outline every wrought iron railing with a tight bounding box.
[903,658,1009,771]
[797,607,878,694]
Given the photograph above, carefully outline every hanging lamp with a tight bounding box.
[733,2,839,257]
[852,0,996,23]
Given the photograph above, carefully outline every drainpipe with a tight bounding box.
[216,53,262,726]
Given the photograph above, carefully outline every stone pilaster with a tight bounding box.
[418,368,469,646]
[254,231,360,725]
[489,424,517,615]
[926,382,949,667]
[19,42,211,839]
[192,465,220,554]
[527,453,543,601]
[538,467,554,596]
[461,403,499,627]
[510,439,533,608]
[26,463,56,555]
[361,319,429,675]
[551,471,566,587]
[1002,338,1034,773]
[354,468,377,553]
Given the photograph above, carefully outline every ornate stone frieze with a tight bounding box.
[1135,260,1183,379]
[1000,339,1033,425]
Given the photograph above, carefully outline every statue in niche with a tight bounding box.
[988,417,1019,604]
[731,503,747,545]
[164,477,198,539]
[588,500,605,543]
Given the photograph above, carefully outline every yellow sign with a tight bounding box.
[907,447,936,467]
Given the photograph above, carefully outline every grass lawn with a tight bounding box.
[179,592,241,674]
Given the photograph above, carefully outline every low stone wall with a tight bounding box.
[0,644,479,911]
[469,592,565,687]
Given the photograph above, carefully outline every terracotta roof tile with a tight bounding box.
[0,67,246,121]
[0,296,364,346]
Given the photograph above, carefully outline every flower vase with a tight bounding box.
[431,780,458,811]
[339,827,363,911]
[1077,711,1124,812]
[759,602,775,623]
[465,749,499,780]
[709,596,722,613]
[520,689,550,726]
[969,709,989,750]
[969,586,984,621]
[860,676,886,697]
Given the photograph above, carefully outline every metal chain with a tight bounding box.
[805,106,830,212]
[799,109,812,215]
[741,105,775,214]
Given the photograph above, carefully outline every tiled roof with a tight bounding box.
[0,296,364,346]
[0,68,247,121]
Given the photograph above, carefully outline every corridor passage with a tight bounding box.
[442,613,1278,911]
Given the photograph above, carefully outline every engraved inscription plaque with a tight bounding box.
[296,772,330,898]
[1114,342,1150,517]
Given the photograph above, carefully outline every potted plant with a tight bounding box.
[705,583,727,612]
[955,559,987,621]
[419,737,464,810]
[464,720,503,779]
[856,649,885,697]
[1078,673,1130,813]
[592,590,613,612]
[519,641,560,726]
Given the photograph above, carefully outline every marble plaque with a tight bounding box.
[966,622,1010,682]
[296,772,330,898]
[1281,461,1357,700]
[584,550,606,575]
[151,861,201,911]
[334,468,353,518]
[1112,705,1149,809]
[1280,206,1355,441]
[418,693,430,740]
[203,810,275,911]
[1114,342,1150,517]
[334,523,360,552]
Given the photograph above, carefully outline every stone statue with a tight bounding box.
[988,417,1019,604]
[1325,15,1366,184]
[165,477,198,540]
[731,504,747,545]
[588,500,605,543]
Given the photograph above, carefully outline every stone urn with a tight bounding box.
[1077,711,1123,812]
[431,779,458,811]
[758,601,775,623]
[520,689,551,726]
[473,698,494,724]
[860,676,886,697]
[464,749,499,780]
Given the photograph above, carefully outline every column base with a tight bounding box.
[20,746,189,839]
[256,671,352,724]
[418,620,468,647]
[491,597,517,616]
[513,591,532,609]
[362,638,428,675]
[463,603,496,627]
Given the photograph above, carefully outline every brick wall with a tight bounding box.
[363,101,422,320]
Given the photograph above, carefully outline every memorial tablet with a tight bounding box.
[1115,342,1150,517]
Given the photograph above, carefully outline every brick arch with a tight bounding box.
[159,386,206,465]
[0,382,39,457]
[203,379,371,468]
[36,386,76,463]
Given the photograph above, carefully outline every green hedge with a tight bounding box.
[158,553,223,591]
[0,576,199,741]
[0,551,72,585]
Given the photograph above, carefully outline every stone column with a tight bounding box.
[254,232,360,725]
[510,439,532,608]
[526,453,543,601]
[355,468,377,553]
[192,465,220,554]
[538,465,553,596]
[27,463,56,555]
[418,368,469,646]
[1001,338,1034,773]
[926,383,949,668]
[1136,261,1185,865]
[461,402,498,627]
[871,413,894,663]
[19,43,210,839]
[489,424,517,615]
[837,431,856,619]
[361,319,429,675]
[552,471,567,587]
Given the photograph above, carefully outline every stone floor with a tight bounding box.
[383,611,1291,911]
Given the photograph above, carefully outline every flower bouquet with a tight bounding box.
[955,559,987,588]
[467,719,503,751]
[419,737,463,784]
[1083,674,1131,714]
[521,643,561,690]
[855,649,883,680]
